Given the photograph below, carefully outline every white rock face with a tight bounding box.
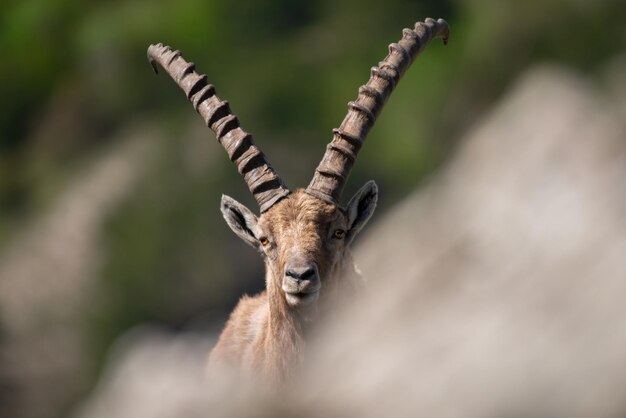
[304,65,626,418]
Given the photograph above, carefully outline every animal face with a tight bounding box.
[148,19,449,310]
[221,183,377,308]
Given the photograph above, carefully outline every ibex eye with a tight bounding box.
[260,238,269,246]
[333,229,346,239]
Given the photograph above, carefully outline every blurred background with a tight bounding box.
[1,0,625,417]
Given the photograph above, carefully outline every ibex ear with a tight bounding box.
[346,180,378,245]
[220,195,261,249]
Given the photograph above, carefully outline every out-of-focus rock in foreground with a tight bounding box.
[76,63,626,418]
[303,64,626,417]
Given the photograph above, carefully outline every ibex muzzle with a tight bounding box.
[283,257,321,306]
[148,17,449,381]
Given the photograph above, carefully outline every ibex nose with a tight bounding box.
[285,265,317,282]
[283,260,321,305]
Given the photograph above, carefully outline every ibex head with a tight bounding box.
[148,18,449,309]
[220,185,376,307]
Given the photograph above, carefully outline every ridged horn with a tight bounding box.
[306,18,449,205]
[148,43,290,213]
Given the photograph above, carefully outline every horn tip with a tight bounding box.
[435,18,450,45]
[147,43,163,74]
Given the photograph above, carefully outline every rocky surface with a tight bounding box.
[0,127,157,418]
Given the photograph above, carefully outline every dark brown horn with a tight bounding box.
[148,43,290,212]
[306,18,449,205]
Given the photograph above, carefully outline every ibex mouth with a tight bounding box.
[284,290,319,307]
[282,278,321,293]
[282,262,321,307]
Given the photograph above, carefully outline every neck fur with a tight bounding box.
[260,253,361,381]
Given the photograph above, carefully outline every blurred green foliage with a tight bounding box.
[0,0,624,414]
[2,0,624,230]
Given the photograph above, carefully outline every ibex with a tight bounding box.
[147,18,449,382]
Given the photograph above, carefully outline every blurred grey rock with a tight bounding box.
[73,327,215,418]
[0,127,157,418]
[302,65,626,418]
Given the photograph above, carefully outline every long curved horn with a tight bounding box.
[306,18,449,205]
[148,43,290,213]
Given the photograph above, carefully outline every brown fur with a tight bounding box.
[209,190,363,382]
